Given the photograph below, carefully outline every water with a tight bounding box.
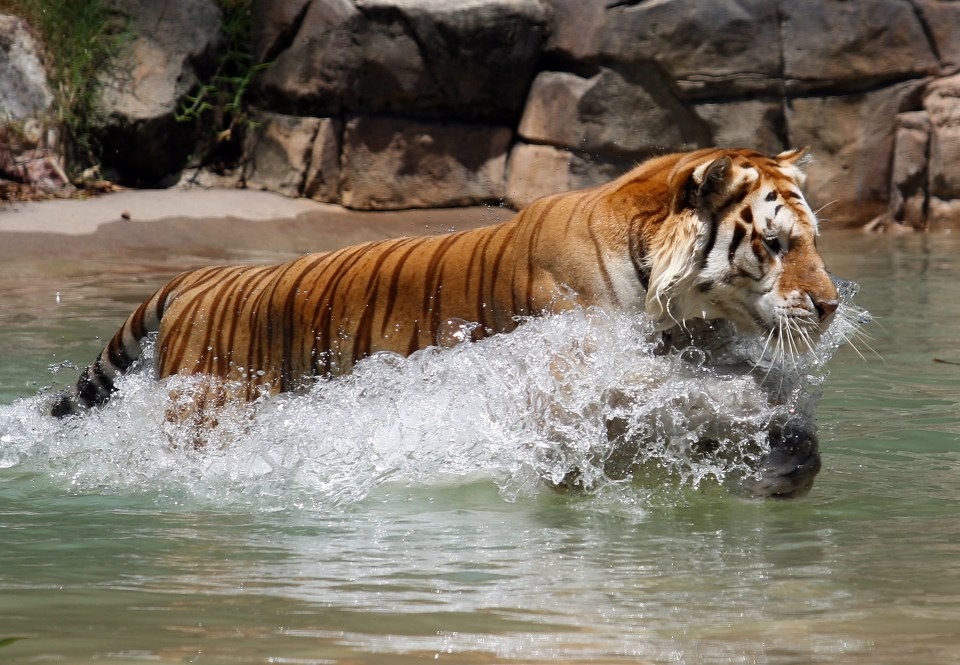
[0,229,958,663]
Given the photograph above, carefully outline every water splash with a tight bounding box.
[0,287,868,509]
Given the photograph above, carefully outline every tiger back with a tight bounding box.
[50,147,839,418]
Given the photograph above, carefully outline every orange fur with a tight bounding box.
[52,148,838,417]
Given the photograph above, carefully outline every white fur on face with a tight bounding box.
[664,160,831,348]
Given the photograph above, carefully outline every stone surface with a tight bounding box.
[928,196,960,227]
[96,0,223,182]
[693,99,786,155]
[924,73,960,203]
[539,0,605,69]
[12,0,960,225]
[256,0,546,122]
[340,115,511,209]
[520,68,709,158]
[304,118,342,203]
[245,112,323,197]
[916,0,960,71]
[781,0,939,93]
[599,0,782,100]
[888,111,930,228]
[517,71,593,150]
[578,66,709,156]
[506,142,630,209]
[251,0,312,64]
[787,80,925,225]
[0,122,72,198]
[0,14,53,122]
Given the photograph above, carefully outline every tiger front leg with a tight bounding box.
[748,423,822,498]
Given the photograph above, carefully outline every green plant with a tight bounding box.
[175,0,267,171]
[0,0,125,173]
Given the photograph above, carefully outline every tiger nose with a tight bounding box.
[811,296,838,322]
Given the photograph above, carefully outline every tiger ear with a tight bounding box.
[776,147,810,186]
[776,146,810,165]
[684,155,733,212]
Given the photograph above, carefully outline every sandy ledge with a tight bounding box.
[0,188,515,260]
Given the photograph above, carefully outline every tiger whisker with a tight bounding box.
[795,320,821,362]
[758,326,779,385]
[845,327,884,363]
[831,307,883,363]
[814,199,838,217]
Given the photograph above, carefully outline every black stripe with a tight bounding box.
[700,212,720,269]
[729,221,748,263]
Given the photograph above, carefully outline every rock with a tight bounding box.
[928,196,960,227]
[888,111,930,228]
[0,123,72,198]
[243,111,340,202]
[256,0,546,122]
[506,142,630,209]
[96,0,223,182]
[517,71,593,150]
[781,0,939,94]
[599,0,782,100]
[916,0,960,71]
[924,73,960,203]
[244,112,329,198]
[518,68,709,158]
[539,0,605,69]
[787,80,925,225]
[693,98,785,155]
[339,115,511,209]
[303,118,342,203]
[0,16,69,197]
[506,143,571,209]
[0,14,54,121]
[251,0,311,64]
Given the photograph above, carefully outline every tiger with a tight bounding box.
[49,147,839,494]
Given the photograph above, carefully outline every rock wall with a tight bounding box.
[5,0,960,228]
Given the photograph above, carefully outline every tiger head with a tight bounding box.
[624,147,839,354]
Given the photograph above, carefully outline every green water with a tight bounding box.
[1,230,959,663]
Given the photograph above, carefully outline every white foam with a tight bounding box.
[0,284,867,510]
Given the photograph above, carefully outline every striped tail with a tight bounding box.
[49,279,177,418]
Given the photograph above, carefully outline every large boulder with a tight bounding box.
[506,142,630,208]
[923,73,960,225]
[244,111,341,201]
[0,15,70,197]
[0,14,53,121]
[693,98,785,155]
[915,0,960,71]
[96,0,223,183]
[518,68,709,158]
[339,115,510,209]
[781,0,939,93]
[539,0,605,69]
[255,0,546,122]
[787,80,925,225]
[252,0,311,64]
[598,0,782,100]
[887,111,930,228]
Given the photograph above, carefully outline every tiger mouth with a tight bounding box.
[742,305,828,357]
